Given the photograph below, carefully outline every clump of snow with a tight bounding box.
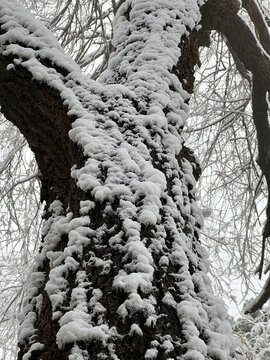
[129,323,143,336]
[57,311,116,348]
[145,348,158,359]
[69,345,89,360]
[79,200,95,215]
[18,310,37,345]
[22,342,44,360]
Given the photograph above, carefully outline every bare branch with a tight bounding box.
[242,0,270,55]
[244,272,270,313]
[201,0,270,86]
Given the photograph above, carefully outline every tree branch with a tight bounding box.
[0,0,85,209]
[200,0,270,311]
[252,79,270,239]
[200,0,270,86]
[244,272,270,313]
[0,172,38,201]
[242,0,270,56]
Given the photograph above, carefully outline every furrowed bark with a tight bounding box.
[0,59,84,212]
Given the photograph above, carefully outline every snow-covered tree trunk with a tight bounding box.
[0,1,237,359]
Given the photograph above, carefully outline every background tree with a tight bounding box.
[233,307,270,359]
[0,0,270,359]
[186,29,268,308]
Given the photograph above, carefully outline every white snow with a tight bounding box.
[129,323,143,336]
[22,342,44,360]
[145,348,158,359]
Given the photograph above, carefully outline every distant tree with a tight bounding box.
[0,0,269,359]
[234,308,270,359]
[186,29,268,308]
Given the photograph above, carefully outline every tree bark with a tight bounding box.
[2,0,265,359]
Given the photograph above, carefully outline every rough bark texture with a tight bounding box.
[0,2,214,359]
[0,61,85,360]
[6,34,202,360]
[0,0,270,358]
[0,58,84,212]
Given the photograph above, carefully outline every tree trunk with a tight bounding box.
[0,1,239,359]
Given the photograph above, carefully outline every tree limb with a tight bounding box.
[0,1,86,209]
[244,271,270,313]
[242,0,270,56]
[200,0,270,311]
[200,0,270,86]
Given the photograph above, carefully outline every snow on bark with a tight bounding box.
[0,0,237,359]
